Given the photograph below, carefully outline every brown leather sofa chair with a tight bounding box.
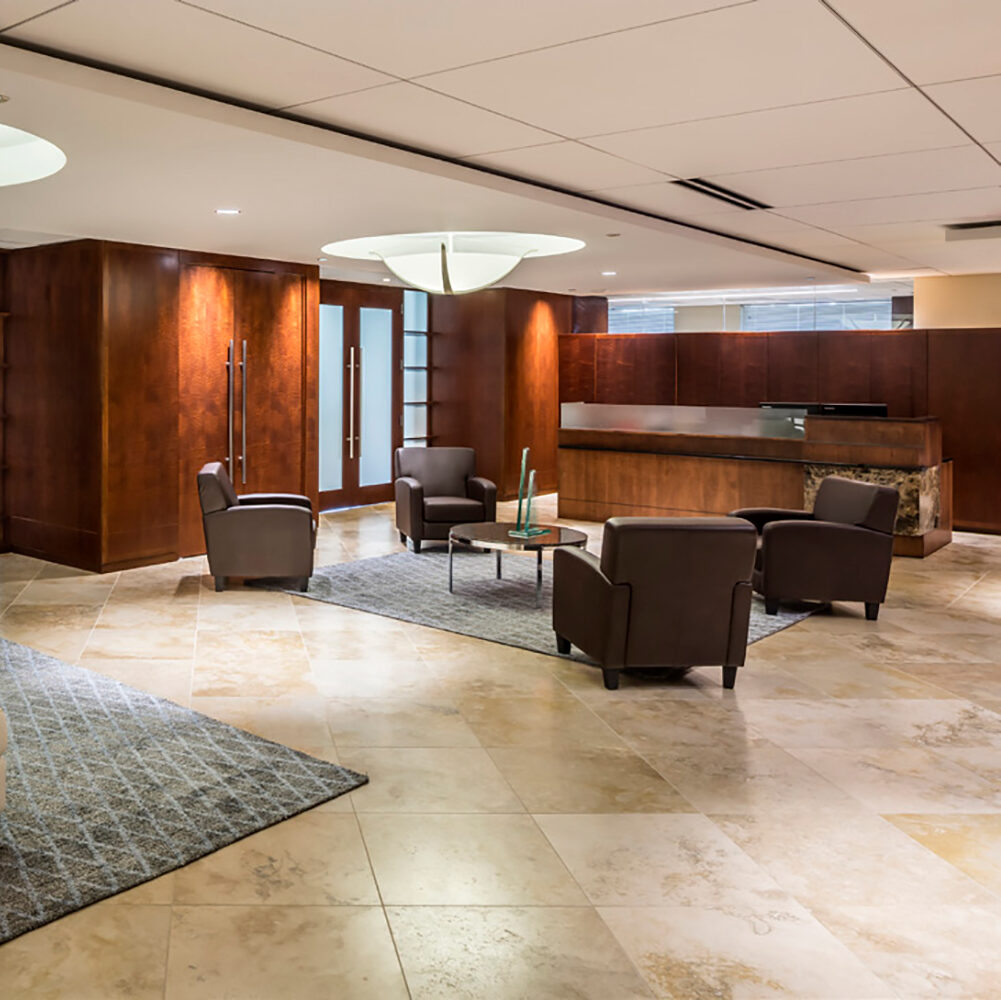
[197,462,315,592]
[395,447,496,553]
[553,517,757,690]
[731,475,899,620]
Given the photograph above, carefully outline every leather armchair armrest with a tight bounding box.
[466,476,497,521]
[761,519,893,600]
[239,493,312,511]
[552,547,630,668]
[395,476,424,539]
[730,507,813,533]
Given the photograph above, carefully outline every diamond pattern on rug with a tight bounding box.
[276,548,815,659]
[0,639,366,944]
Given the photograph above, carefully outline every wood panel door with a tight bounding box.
[178,263,309,556]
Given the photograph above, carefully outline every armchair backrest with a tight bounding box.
[394,447,475,497]
[599,517,756,666]
[812,476,899,534]
[197,461,239,514]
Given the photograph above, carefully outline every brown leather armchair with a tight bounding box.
[395,447,496,552]
[553,517,757,691]
[197,462,315,592]
[731,475,899,620]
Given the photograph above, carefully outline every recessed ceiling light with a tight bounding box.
[0,123,66,187]
[317,256,328,262]
[215,208,240,215]
[601,271,617,276]
[382,277,392,283]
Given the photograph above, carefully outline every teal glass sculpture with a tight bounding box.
[515,446,529,529]
[510,468,546,537]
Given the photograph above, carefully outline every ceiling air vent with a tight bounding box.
[672,178,771,211]
[944,220,1001,242]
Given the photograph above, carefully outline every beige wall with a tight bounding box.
[673,304,742,332]
[914,273,1001,328]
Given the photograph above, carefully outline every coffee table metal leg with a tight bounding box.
[536,549,542,606]
[448,537,454,593]
[496,550,502,579]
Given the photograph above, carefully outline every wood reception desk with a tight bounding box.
[558,404,951,557]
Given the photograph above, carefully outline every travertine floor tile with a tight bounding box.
[600,903,894,999]
[189,695,332,748]
[173,812,378,905]
[358,813,588,905]
[389,906,655,999]
[326,696,479,747]
[0,904,170,999]
[165,905,408,1000]
[488,745,692,813]
[536,812,786,907]
[887,813,1001,893]
[339,746,524,812]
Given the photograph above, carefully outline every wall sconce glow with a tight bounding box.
[0,123,66,187]
[320,231,585,295]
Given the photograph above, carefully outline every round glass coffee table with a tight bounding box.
[448,522,588,605]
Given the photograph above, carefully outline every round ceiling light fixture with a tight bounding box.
[0,122,67,187]
[320,231,585,295]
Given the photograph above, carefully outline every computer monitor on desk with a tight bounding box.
[759,401,889,417]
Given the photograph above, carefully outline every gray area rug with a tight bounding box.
[285,548,815,660]
[0,639,367,944]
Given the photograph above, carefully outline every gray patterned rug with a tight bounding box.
[284,548,815,659]
[0,639,366,944]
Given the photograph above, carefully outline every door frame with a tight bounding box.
[319,280,403,510]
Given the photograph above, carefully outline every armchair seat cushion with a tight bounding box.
[423,496,485,523]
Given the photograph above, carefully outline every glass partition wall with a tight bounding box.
[318,282,411,510]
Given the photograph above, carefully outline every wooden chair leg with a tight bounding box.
[214,576,225,592]
[723,665,738,689]
[602,669,620,690]
[555,635,570,655]
[865,602,880,621]
[764,598,779,615]
[399,531,406,543]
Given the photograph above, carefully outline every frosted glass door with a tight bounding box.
[358,307,393,487]
[318,304,344,492]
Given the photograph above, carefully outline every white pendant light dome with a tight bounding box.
[0,122,67,187]
[321,231,585,294]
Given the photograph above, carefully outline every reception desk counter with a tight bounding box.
[558,404,951,557]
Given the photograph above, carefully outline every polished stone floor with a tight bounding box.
[1,495,1001,998]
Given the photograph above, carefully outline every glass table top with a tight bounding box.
[449,521,588,551]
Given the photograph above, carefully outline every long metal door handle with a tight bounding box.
[226,339,234,480]
[241,339,247,485]
[347,346,355,460]
[356,346,363,460]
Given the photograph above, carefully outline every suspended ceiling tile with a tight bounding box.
[186,0,741,78]
[826,0,1001,85]
[783,187,1001,229]
[291,83,557,158]
[926,76,1001,145]
[0,0,65,31]
[465,141,668,193]
[708,146,1001,209]
[418,0,902,138]
[4,0,392,108]
[585,89,969,177]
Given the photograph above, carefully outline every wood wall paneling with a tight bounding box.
[869,329,928,418]
[766,331,819,402]
[101,243,180,568]
[928,329,1001,531]
[676,333,721,405]
[5,241,103,569]
[429,289,507,490]
[504,290,568,495]
[558,334,596,403]
[595,334,676,405]
[718,332,768,407]
[818,330,871,403]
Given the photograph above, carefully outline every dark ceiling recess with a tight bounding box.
[944,220,1001,242]
[672,178,772,211]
